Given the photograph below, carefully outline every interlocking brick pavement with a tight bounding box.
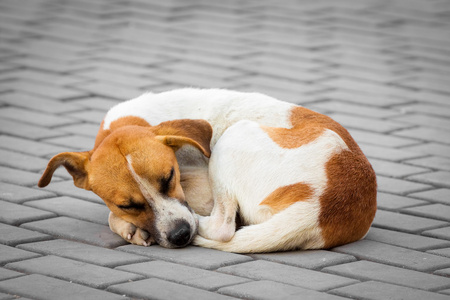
[1,0,450,299]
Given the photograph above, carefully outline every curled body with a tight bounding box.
[39,88,377,253]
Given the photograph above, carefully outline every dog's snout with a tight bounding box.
[168,221,191,247]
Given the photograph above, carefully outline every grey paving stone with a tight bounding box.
[359,143,424,162]
[43,135,95,151]
[394,127,450,145]
[17,239,149,267]
[428,247,450,258]
[21,216,127,248]
[355,128,422,148]
[25,196,109,225]
[0,135,67,158]
[0,91,82,114]
[74,81,143,100]
[372,209,447,233]
[240,75,324,95]
[332,239,450,272]
[0,200,56,225]
[56,123,100,138]
[6,255,143,289]
[0,107,78,128]
[218,280,347,300]
[322,89,412,107]
[403,204,450,222]
[324,65,407,84]
[0,222,51,246]
[108,277,237,300]
[6,80,88,99]
[329,113,411,133]
[0,166,42,186]
[70,97,119,111]
[435,268,450,277]
[413,90,450,107]
[75,60,154,76]
[217,260,358,291]
[1,70,85,88]
[410,188,450,205]
[157,71,233,89]
[310,100,400,118]
[330,281,450,300]
[393,114,450,131]
[402,142,450,159]
[64,111,105,125]
[40,181,104,204]
[423,227,450,241]
[366,227,450,251]
[0,182,55,203]
[0,118,63,140]
[0,274,128,300]
[377,175,432,195]
[369,157,430,177]
[116,260,251,291]
[0,244,41,265]
[376,192,428,210]
[250,250,356,270]
[322,78,412,99]
[169,61,248,80]
[77,69,153,88]
[408,171,450,188]
[0,267,23,281]
[324,260,450,291]
[117,244,252,270]
[397,103,450,118]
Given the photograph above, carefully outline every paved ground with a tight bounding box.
[1,0,450,299]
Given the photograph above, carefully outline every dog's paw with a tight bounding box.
[126,227,155,247]
[198,215,235,242]
[108,212,154,246]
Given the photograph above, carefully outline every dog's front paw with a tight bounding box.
[124,226,155,247]
[108,212,155,246]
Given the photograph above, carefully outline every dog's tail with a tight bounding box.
[193,202,324,253]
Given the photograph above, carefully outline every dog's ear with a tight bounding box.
[38,151,91,190]
[153,119,213,158]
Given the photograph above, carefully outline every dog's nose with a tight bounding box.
[168,221,191,247]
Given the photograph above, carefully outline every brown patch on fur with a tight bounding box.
[153,119,213,158]
[319,151,377,249]
[94,116,151,150]
[260,183,314,214]
[262,126,325,149]
[277,106,377,248]
[289,106,360,151]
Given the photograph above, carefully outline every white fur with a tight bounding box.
[195,200,325,252]
[103,88,294,147]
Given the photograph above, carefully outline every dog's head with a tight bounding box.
[38,119,212,248]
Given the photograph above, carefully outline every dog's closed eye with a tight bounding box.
[118,199,146,211]
[160,167,174,194]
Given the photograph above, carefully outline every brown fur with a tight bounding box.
[260,183,314,214]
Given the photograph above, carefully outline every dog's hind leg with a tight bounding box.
[197,189,238,242]
[193,201,325,253]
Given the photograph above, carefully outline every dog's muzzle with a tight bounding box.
[167,221,191,247]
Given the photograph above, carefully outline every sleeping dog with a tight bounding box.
[39,88,377,253]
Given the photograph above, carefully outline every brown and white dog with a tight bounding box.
[38,88,377,253]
